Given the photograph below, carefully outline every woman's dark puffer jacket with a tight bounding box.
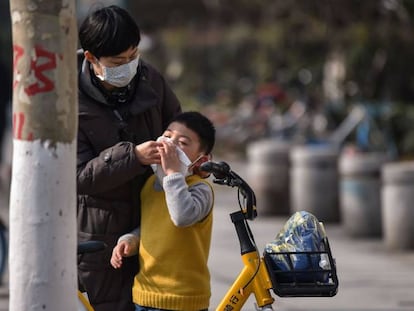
[77,51,181,311]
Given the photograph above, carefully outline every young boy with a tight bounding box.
[111,111,216,311]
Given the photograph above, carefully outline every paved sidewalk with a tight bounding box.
[209,160,414,311]
[1,158,414,310]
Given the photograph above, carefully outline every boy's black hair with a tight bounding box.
[171,111,216,155]
[79,5,140,58]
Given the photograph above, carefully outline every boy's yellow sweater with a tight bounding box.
[133,174,213,311]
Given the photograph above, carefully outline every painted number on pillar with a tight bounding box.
[13,112,33,141]
[13,44,58,96]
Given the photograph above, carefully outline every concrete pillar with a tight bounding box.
[339,152,389,237]
[290,144,340,223]
[382,161,414,250]
[246,139,291,216]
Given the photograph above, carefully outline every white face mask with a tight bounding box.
[96,56,139,88]
[151,136,201,184]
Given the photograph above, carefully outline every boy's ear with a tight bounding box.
[194,154,212,179]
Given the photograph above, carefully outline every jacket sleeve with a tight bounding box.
[77,129,146,195]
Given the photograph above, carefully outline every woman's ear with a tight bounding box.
[84,50,98,64]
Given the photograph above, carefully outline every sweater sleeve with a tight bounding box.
[162,173,213,227]
[117,227,140,256]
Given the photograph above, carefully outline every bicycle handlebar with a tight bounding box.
[200,161,257,220]
[200,161,231,179]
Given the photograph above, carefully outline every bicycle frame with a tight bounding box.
[202,161,338,311]
[216,210,274,311]
[78,291,94,311]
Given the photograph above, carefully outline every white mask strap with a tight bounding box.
[187,154,205,173]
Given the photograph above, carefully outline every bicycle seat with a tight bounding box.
[77,241,107,255]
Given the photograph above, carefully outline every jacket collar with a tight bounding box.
[78,50,159,115]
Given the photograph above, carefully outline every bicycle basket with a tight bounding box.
[263,237,338,297]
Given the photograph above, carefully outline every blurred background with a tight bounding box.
[1,0,414,160]
[1,1,414,309]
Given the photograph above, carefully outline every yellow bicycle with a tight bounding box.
[200,161,339,311]
[77,161,339,311]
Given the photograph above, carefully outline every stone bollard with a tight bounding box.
[290,144,340,223]
[246,139,291,216]
[339,152,389,237]
[382,161,414,250]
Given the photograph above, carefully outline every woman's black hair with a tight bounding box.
[79,5,140,58]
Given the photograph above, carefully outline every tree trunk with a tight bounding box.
[9,0,78,310]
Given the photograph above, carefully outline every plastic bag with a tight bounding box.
[264,211,329,282]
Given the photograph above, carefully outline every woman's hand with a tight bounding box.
[134,141,162,165]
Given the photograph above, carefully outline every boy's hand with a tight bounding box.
[159,140,181,175]
[110,241,132,269]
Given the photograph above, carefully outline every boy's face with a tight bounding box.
[162,122,203,162]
